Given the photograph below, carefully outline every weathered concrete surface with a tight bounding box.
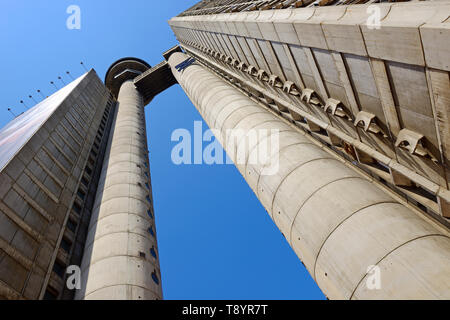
[169,1,450,219]
[0,71,112,300]
[76,80,162,300]
[168,51,450,300]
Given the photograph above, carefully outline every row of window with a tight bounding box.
[140,144,158,287]
[45,99,113,300]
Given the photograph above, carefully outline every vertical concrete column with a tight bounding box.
[168,51,450,300]
[76,80,162,300]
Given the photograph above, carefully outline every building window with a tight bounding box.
[43,286,59,300]
[150,247,157,259]
[145,183,150,190]
[60,237,72,253]
[151,271,159,285]
[139,252,146,259]
[81,176,89,187]
[147,210,153,220]
[67,218,77,233]
[72,202,82,215]
[148,226,155,237]
[85,166,92,176]
[146,195,152,204]
[77,189,86,200]
[53,260,66,279]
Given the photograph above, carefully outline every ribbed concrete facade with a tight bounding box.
[169,1,450,223]
[168,51,450,299]
[1,0,449,301]
[0,71,114,300]
[76,80,162,300]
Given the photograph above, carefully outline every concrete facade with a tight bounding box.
[0,56,174,300]
[164,0,450,299]
[0,0,449,301]
[0,70,113,299]
[169,1,450,223]
[167,51,450,299]
[76,79,162,300]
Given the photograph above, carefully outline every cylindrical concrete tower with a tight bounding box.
[76,58,162,300]
[167,51,450,300]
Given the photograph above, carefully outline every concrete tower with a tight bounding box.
[165,50,450,299]
[163,0,450,299]
[75,58,163,300]
[0,58,176,300]
[0,71,115,300]
[0,0,449,301]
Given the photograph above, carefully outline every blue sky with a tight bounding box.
[0,1,324,299]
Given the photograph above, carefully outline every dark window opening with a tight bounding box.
[147,210,153,220]
[67,218,78,233]
[72,202,82,215]
[85,166,92,176]
[139,252,146,259]
[77,189,86,200]
[43,286,59,300]
[81,177,89,187]
[146,195,152,204]
[145,183,150,190]
[53,260,66,279]
[150,247,157,259]
[417,202,427,212]
[148,227,155,237]
[60,237,72,253]
[379,177,388,186]
[151,271,159,285]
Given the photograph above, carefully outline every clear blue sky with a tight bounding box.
[0,1,325,300]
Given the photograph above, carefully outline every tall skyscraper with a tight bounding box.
[0,60,175,300]
[0,0,449,300]
[0,70,116,299]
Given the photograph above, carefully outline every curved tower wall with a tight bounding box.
[76,80,162,300]
[168,51,450,300]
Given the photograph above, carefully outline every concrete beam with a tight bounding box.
[167,51,450,300]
